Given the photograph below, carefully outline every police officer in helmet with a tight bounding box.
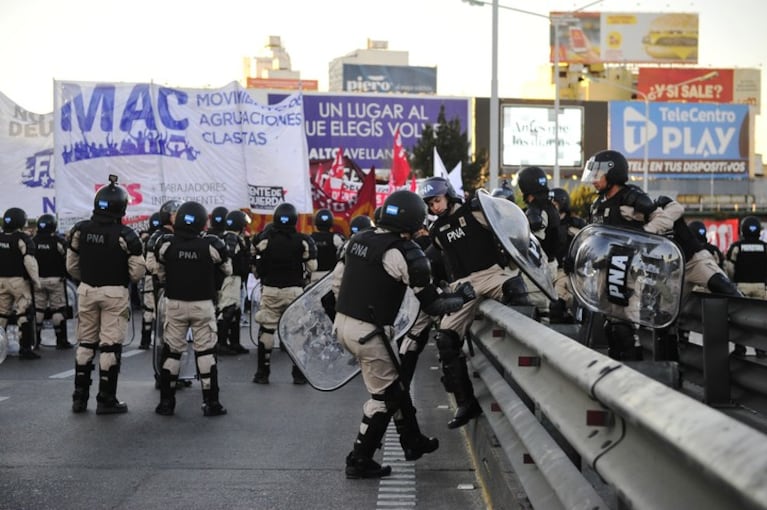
[67,175,146,414]
[33,214,71,349]
[216,210,252,355]
[208,206,229,238]
[688,220,724,268]
[0,207,41,359]
[154,201,232,416]
[252,202,318,384]
[331,189,476,478]
[310,208,345,282]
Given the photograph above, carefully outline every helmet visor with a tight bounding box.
[581,158,614,184]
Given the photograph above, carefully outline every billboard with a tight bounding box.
[341,64,437,94]
[501,105,584,167]
[609,101,749,179]
[637,67,761,112]
[268,92,470,172]
[550,12,699,64]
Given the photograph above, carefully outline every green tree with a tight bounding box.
[410,105,486,194]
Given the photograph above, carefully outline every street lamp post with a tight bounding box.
[462,0,602,190]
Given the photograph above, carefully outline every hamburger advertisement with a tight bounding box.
[550,12,699,64]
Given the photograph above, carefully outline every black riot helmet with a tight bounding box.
[550,188,571,214]
[688,220,708,244]
[209,206,228,230]
[740,216,762,241]
[517,166,549,197]
[419,176,463,205]
[378,190,427,235]
[373,206,383,224]
[491,180,516,202]
[174,201,207,236]
[581,150,629,188]
[148,212,162,234]
[36,213,57,234]
[226,210,251,233]
[3,207,27,232]
[273,202,298,229]
[159,199,183,226]
[314,208,334,231]
[93,174,129,220]
[350,215,374,234]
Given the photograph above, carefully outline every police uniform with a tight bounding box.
[216,210,252,355]
[725,218,767,299]
[550,189,587,322]
[154,201,232,416]
[331,190,471,480]
[310,209,346,282]
[252,203,317,384]
[0,208,41,359]
[67,178,146,414]
[32,216,70,349]
[137,212,162,349]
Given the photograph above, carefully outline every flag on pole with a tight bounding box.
[348,167,377,226]
[433,147,463,196]
[390,128,411,187]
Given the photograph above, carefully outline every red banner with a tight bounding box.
[637,68,733,103]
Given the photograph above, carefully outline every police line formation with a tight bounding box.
[2,149,766,480]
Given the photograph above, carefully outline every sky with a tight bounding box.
[1,0,765,152]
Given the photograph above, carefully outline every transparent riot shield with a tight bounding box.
[476,190,557,301]
[568,224,684,329]
[277,273,420,391]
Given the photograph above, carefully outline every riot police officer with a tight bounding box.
[252,202,317,384]
[216,210,251,355]
[142,200,182,349]
[725,216,767,299]
[689,220,725,268]
[67,175,146,414]
[517,166,561,317]
[550,188,587,323]
[310,208,345,282]
[154,201,232,416]
[208,206,229,238]
[331,190,475,479]
[420,176,526,429]
[0,207,40,359]
[137,212,162,349]
[33,214,70,349]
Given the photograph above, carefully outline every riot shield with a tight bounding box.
[568,224,684,329]
[277,273,420,391]
[476,190,557,301]
[0,327,7,364]
[248,282,262,346]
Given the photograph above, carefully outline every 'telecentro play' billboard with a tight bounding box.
[609,101,749,179]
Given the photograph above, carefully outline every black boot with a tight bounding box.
[291,364,307,385]
[444,357,482,429]
[96,364,128,415]
[216,319,234,355]
[155,368,177,416]
[18,321,40,359]
[345,412,392,479]
[252,342,271,384]
[201,365,227,417]
[72,361,93,413]
[55,323,72,349]
[229,310,249,354]
[395,395,439,461]
[139,321,152,350]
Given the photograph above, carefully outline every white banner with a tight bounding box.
[0,91,56,218]
[54,81,311,225]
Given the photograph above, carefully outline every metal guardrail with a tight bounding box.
[468,300,767,510]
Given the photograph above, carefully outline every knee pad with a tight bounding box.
[707,273,743,297]
[221,305,238,324]
[435,329,463,363]
[383,380,408,415]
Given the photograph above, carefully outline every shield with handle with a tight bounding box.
[568,224,684,329]
[476,190,557,301]
[277,272,420,391]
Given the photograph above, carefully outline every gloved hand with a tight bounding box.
[453,281,476,304]
[563,256,575,275]
[320,290,336,322]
